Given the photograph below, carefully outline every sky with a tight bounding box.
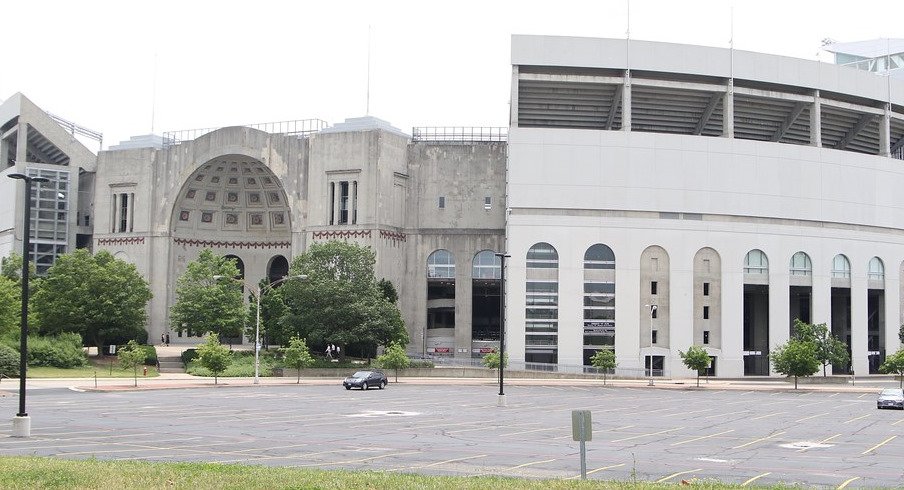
[2,0,903,151]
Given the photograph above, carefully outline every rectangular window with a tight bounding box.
[119,193,129,232]
[703,306,710,320]
[651,281,658,295]
[651,307,658,319]
[339,181,349,224]
[703,282,710,296]
[652,330,658,344]
[703,330,710,344]
[329,182,335,225]
[352,181,358,224]
[439,196,445,209]
[484,196,492,210]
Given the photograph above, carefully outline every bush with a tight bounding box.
[0,343,18,377]
[181,348,198,365]
[136,344,157,366]
[408,360,435,369]
[186,351,276,377]
[28,333,88,368]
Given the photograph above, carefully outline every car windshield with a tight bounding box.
[880,389,902,396]
[352,371,371,378]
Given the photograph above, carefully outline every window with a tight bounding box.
[427,250,455,278]
[789,252,812,276]
[339,181,349,224]
[439,196,445,209]
[703,306,710,320]
[484,196,492,210]
[352,181,358,224]
[832,254,851,279]
[651,330,658,344]
[526,242,558,268]
[472,250,501,279]
[651,308,658,319]
[329,182,335,225]
[119,193,129,232]
[584,244,615,269]
[651,281,658,295]
[703,330,710,344]
[703,282,710,296]
[868,257,884,281]
[744,249,769,274]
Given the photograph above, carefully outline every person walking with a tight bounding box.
[325,344,333,360]
[161,333,166,345]
[165,333,170,346]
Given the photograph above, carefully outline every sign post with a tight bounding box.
[571,410,592,479]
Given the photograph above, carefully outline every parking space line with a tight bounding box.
[836,477,860,489]
[387,454,488,471]
[611,427,684,443]
[499,427,561,437]
[611,424,635,431]
[565,462,625,479]
[671,429,734,446]
[795,412,829,423]
[506,458,558,471]
[296,451,423,468]
[797,433,840,453]
[655,468,702,483]
[664,408,714,418]
[829,392,840,397]
[701,410,749,420]
[731,431,786,449]
[447,422,541,434]
[891,418,904,426]
[857,393,870,399]
[861,435,896,455]
[843,414,870,424]
[741,472,771,486]
[750,411,785,421]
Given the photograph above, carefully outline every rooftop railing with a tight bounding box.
[411,126,507,143]
[162,119,329,148]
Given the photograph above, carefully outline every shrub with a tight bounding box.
[181,348,198,365]
[28,333,88,368]
[137,344,157,366]
[0,343,18,377]
[408,360,435,369]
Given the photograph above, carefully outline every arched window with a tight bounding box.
[832,254,851,278]
[472,250,501,279]
[789,252,812,276]
[584,244,615,269]
[526,242,558,268]
[427,249,455,278]
[224,254,245,279]
[868,257,885,281]
[744,249,768,274]
[268,255,289,283]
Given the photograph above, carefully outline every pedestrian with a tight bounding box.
[325,344,333,359]
[161,333,165,345]
[165,333,170,346]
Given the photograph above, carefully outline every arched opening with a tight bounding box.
[583,244,615,366]
[789,251,813,332]
[743,249,769,375]
[426,249,455,356]
[471,250,500,356]
[831,254,852,374]
[268,255,290,284]
[525,242,558,365]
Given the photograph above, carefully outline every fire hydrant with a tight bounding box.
[143,366,148,377]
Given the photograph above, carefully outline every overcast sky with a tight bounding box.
[3,0,902,150]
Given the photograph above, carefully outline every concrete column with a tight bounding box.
[769,268,790,375]
[810,91,822,147]
[723,80,734,137]
[454,259,473,359]
[557,256,583,367]
[332,181,341,225]
[622,70,631,131]
[15,122,27,163]
[879,105,891,157]
[129,192,135,232]
[351,181,357,224]
[888,274,902,354]
[111,193,119,233]
[669,260,694,377]
[720,269,744,377]
[510,66,519,127]
[0,135,9,167]
[851,275,869,376]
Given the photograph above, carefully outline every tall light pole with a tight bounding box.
[215,274,306,384]
[494,252,510,407]
[8,172,49,438]
[643,303,657,386]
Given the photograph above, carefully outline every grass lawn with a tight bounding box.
[0,456,776,489]
[26,357,159,379]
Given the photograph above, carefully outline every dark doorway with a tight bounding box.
[831,287,852,374]
[268,255,289,283]
[743,284,769,375]
[868,289,885,374]
[789,285,811,333]
[471,279,500,352]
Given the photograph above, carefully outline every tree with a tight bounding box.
[378,278,398,303]
[0,276,19,337]
[31,250,152,352]
[281,241,408,355]
[247,278,290,348]
[589,349,617,385]
[197,333,232,385]
[377,342,410,382]
[880,348,904,389]
[771,339,819,389]
[679,345,711,387]
[482,351,508,370]
[899,324,904,346]
[792,319,850,376]
[282,336,315,384]
[118,340,147,387]
[1,252,35,283]
[170,250,245,341]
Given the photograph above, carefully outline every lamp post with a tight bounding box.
[494,252,510,407]
[8,172,49,438]
[643,303,657,386]
[215,274,306,384]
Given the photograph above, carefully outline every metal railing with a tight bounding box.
[422,356,668,379]
[162,119,329,148]
[411,126,507,143]
[47,112,103,147]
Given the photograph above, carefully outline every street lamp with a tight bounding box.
[8,172,49,438]
[643,303,658,386]
[214,274,306,384]
[494,252,510,407]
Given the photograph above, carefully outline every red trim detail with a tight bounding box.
[96,237,145,246]
[173,237,290,249]
[379,230,407,243]
[312,230,372,240]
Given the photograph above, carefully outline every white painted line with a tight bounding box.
[843,414,870,424]
[671,429,734,446]
[741,472,771,486]
[795,412,830,423]
[611,427,684,443]
[731,431,786,449]
[656,468,702,483]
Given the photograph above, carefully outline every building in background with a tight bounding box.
[3,34,904,378]
[823,38,904,78]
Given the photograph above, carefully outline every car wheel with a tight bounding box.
[363,382,369,390]
[379,380,386,389]
[345,386,351,390]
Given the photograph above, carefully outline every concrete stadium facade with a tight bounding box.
[3,35,904,378]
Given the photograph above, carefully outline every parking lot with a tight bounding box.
[1,381,903,487]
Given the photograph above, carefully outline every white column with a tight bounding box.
[622,70,631,131]
[723,80,734,137]
[669,258,695,377]
[810,91,822,148]
[879,105,891,157]
[111,193,119,233]
[851,275,869,376]
[15,122,27,163]
[769,268,790,375]
[557,250,583,368]
[720,270,745,377]
[886,275,901,354]
[510,66,519,127]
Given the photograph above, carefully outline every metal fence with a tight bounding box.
[162,119,329,148]
[421,356,669,379]
[411,126,507,143]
